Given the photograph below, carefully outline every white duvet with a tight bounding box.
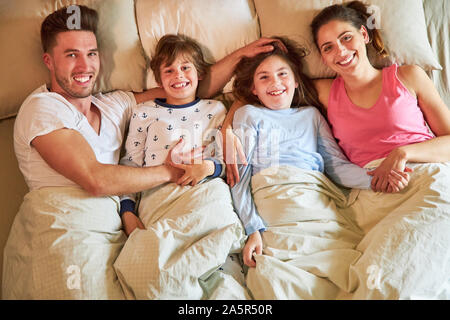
[2,187,126,299]
[244,166,364,299]
[113,178,247,299]
[344,161,450,299]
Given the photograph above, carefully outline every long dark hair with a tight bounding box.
[310,1,388,58]
[233,36,324,112]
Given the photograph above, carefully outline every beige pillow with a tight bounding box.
[254,0,442,79]
[135,0,260,92]
[0,0,147,120]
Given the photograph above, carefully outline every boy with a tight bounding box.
[119,34,227,235]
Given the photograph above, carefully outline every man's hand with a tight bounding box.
[235,37,287,59]
[121,211,145,237]
[243,231,263,268]
[167,138,205,165]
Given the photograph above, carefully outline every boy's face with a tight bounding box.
[159,55,200,105]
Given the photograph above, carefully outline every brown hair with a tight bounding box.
[150,34,210,85]
[310,1,388,58]
[41,5,99,53]
[233,36,324,112]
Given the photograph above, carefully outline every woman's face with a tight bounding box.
[252,55,298,110]
[316,19,370,76]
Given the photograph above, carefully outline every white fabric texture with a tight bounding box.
[13,85,134,191]
[345,161,450,299]
[254,0,442,79]
[2,186,126,299]
[114,178,247,299]
[244,166,364,299]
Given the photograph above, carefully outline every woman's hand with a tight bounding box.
[243,231,263,268]
[367,147,413,192]
[121,211,145,237]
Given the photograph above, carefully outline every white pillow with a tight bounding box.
[135,0,261,92]
[0,0,147,120]
[254,0,442,79]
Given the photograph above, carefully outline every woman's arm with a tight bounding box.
[367,65,450,192]
[396,65,450,162]
[312,79,334,110]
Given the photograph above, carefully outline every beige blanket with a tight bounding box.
[245,166,364,299]
[2,187,126,299]
[345,161,450,299]
[113,178,247,299]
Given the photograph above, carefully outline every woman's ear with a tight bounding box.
[360,25,370,44]
[251,84,257,96]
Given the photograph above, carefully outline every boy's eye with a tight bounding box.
[88,52,98,57]
[67,53,76,57]
[181,65,190,71]
[343,34,352,41]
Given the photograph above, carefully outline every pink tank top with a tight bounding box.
[327,64,433,167]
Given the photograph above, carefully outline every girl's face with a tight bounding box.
[252,55,298,110]
[316,19,370,76]
[159,54,200,105]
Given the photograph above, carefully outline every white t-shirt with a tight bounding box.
[14,85,135,191]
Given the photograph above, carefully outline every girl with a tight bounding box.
[229,37,408,299]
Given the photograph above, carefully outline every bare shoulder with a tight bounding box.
[397,64,430,94]
[312,78,334,109]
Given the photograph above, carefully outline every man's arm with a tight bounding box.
[32,128,180,196]
[133,87,166,104]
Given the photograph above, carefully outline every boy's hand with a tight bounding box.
[243,231,263,268]
[121,211,145,237]
[170,160,215,186]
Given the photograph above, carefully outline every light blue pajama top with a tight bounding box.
[231,104,372,235]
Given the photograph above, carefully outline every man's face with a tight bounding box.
[43,31,99,99]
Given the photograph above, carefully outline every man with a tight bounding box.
[3,5,278,299]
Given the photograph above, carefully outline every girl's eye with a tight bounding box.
[182,65,190,71]
[322,45,332,53]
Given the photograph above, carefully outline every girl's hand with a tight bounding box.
[243,231,263,268]
[221,127,247,187]
[121,211,146,237]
